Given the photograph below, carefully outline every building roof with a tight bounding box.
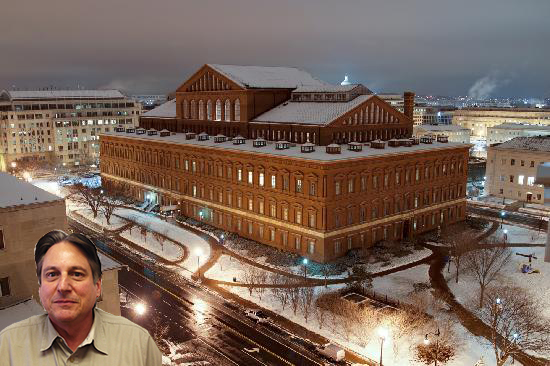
[252,94,374,125]
[415,125,470,132]
[494,136,550,152]
[489,123,550,131]
[98,252,124,271]
[142,99,177,118]
[102,131,469,162]
[293,84,361,93]
[207,64,326,89]
[1,90,125,101]
[0,173,64,209]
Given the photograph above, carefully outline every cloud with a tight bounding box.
[467,73,510,99]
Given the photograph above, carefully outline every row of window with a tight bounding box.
[182,99,241,122]
[498,174,538,186]
[501,158,537,168]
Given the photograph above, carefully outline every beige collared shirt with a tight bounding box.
[0,308,161,366]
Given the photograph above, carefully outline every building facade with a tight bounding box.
[487,123,550,145]
[0,90,140,171]
[453,108,550,138]
[486,136,550,203]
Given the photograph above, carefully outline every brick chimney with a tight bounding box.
[403,91,415,122]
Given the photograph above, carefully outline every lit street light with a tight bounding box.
[378,327,389,366]
[134,302,147,316]
[302,258,308,279]
[500,211,506,228]
[424,327,441,366]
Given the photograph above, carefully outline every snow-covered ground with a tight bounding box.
[491,223,546,244]
[120,228,185,262]
[76,208,129,230]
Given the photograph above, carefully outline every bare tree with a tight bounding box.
[479,286,550,366]
[151,312,170,354]
[152,231,166,253]
[415,341,456,365]
[256,270,268,300]
[443,227,476,283]
[287,279,301,316]
[348,265,373,291]
[320,264,330,288]
[299,286,315,323]
[463,239,512,308]
[269,273,289,310]
[100,185,125,225]
[68,183,102,218]
[314,291,338,330]
[140,227,147,242]
[243,266,262,297]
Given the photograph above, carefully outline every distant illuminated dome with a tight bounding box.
[340,75,351,86]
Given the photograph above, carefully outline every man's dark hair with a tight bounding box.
[35,230,102,284]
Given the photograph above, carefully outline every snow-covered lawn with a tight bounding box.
[490,223,546,244]
[120,228,184,262]
[76,208,129,230]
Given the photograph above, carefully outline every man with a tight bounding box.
[0,230,162,365]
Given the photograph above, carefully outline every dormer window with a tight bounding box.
[253,138,267,148]
[125,127,135,133]
[159,129,170,137]
[147,128,158,136]
[115,125,125,132]
[326,143,341,154]
[198,132,209,141]
[136,128,146,135]
[275,140,290,150]
[185,132,196,140]
[214,134,227,143]
[233,135,245,145]
[348,142,362,152]
[301,142,315,153]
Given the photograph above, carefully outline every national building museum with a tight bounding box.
[100,64,469,262]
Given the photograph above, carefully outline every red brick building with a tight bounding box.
[101,64,468,262]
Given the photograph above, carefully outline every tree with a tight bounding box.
[287,279,301,316]
[463,239,512,308]
[152,231,166,252]
[442,227,476,283]
[99,185,125,225]
[415,341,456,365]
[269,273,289,310]
[299,286,315,323]
[348,265,373,291]
[68,183,102,218]
[314,291,338,330]
[479,286,550,366]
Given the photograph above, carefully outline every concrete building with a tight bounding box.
[0,173,122,314]
[453,108,550,138]
[486,136,550,203]
[413,124,471,144]
[102,64,469,263]
[0,90,141,171]
[487,123,550,145]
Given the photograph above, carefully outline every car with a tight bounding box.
[316,343,345,362]
[244,309,269,323]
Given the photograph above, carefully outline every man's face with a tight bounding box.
[38,241,101,328]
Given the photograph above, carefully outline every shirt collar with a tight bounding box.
[40,308,108,355]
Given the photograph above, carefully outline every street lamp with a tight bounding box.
[503,229,508,245]
[511,332,519,364]
[134,302,147,316]
[378,327,389,366]
[195,248,203,278]
[302,258,308,279]
[500,211,506,228]
[424,328,441,366]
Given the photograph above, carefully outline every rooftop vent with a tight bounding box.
[147,128,158,136]
[301,141,315,153]
[185,132,196,140]
[388,139,400,147]
[136,127,146,135]
[214,134,227,143]
[370,140,386,149]
[115,125,125,132]
[125,127,136,133]
[233,135,246,145]
[198,132,209,141]
[275,140,290,150]
[348,141,363,152]
[437,134,449,143]
[326,143,341,154]
[253,137,267,148]
[420,136,433,144]
[159,129,170,137]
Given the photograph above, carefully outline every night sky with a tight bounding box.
[2,0,549,98]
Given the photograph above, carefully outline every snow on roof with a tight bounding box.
[0,299,44,331]
[207,64,325,89]
[103,130,469,162]
[415,125,470,132]
[0,173,64,209]
[3,90,125,100]
[293,84,361,93]
[252,95,374,125]
[495,136,550,152]
[142,99,176,118]
[98,252,124,271]
[489,123,550,131]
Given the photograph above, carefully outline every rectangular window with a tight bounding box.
[227,167,232,179]
[527,177,535,186]
[281,231,288,246]
[295,236,301,250]
[348,179,354,193]
[296,210,302,224]
[259,225,264,238]
[296,179,302,193]
[259,201,264,214]
[334,240,341,253]
[0,229,4,250]
[248,171,253,184]
[248,222,253,235]
[308,240,315,254]
[511,159,515,166]
[192,161,196,172]
[395,172,400,185]
[283,176,289,190]
[237,169,242,181]
[0,277,10,297]
[335,182,341,195]
[361,176,367,191]
[530,161,535,168]
[373,176,378,189]
[270,228,275,241]
[237,196,242,208]
[309,213,316,227]
[271,204,276,217]
[415,168,420,181]
[384,173,389,188]
[518,175,524,185]
[360,207,366,222]
[521,160,525,167]
[283,207,289,220]
[184,160,189,171]
[509,175,514,183]
[310,182,316,196]
[347,237,352,250]
[248,198,253,211]
[259,173,264,187]
[271,175,276,188]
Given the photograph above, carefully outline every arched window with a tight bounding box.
[198,100,204,120]
[183,100,189,119]
[224,99,231,121]
[207,100,212,120]
[215,99,222,121]
[234,99,240,122]
[190,100,196,119]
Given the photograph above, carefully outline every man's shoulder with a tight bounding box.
[96,309,150,337]
[0,313,48,337]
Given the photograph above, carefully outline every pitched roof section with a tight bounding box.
[207,64,326,89]
[142,99,176,118]
[495,136,550,152]
[2,90,125,100]
[0,173,64,209]
[252,95,374,125]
